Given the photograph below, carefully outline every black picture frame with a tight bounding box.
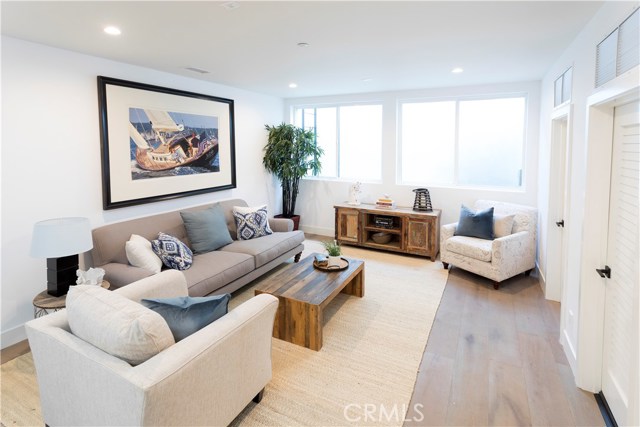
[97,76,236,209]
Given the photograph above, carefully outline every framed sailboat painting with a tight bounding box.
[97,76,236,209]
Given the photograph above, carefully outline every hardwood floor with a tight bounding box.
[405,266,605,426]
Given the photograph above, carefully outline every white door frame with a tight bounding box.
[576,68,639,426]
[546,104,572,302]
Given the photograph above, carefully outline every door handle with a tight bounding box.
[596,265,611,279]
[556,220,565,227]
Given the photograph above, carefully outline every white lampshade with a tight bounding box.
[30,217,93,258]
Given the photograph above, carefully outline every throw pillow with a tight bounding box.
[232,205,273,241]
[454,205,495,240]
[180,204,233,254]
[67,285,175,365]
[125,234,163,273]
[151,232,193,271]
[493,214,516,238]
[141,294,231,342]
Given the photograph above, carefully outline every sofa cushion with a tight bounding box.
[125,234,162,274]
[445,235,493,262]
[67,285,175,365]
[141,294,230,341]
[454,205,494,240]
[232,205,273,240]
[182,251,255,296]
[493,214,515,238]
[220,230,305,268]
[180,204,233,254]
[152,233,193,271]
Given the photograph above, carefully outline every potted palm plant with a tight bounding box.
[263,123,323,230]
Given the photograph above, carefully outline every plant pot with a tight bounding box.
[327,255,342,267]
[275,214,300,231]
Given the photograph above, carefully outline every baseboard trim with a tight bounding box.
[594,391,617,427]
[300,225,333,237]
[1,324,26,350]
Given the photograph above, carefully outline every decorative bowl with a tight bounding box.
[371,232,392,244]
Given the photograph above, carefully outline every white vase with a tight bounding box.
[328,255,341,267]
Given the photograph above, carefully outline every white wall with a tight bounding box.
[0,37,283,348]
[284,82,540,236]
[537,1,638,382]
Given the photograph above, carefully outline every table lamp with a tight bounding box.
[30,217,93,297]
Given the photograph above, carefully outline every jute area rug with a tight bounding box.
[1,239,447,427]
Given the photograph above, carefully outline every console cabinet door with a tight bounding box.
[336,208,360,243]
[405,217,430,255]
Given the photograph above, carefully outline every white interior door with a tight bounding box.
[601,100,640,426]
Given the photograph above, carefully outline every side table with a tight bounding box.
[33,281,110,318]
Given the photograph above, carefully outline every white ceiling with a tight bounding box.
[1,1,604,98]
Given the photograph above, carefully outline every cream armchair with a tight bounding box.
[25,270,279,426]
[440,200,537,289]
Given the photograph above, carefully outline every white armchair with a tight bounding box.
[25,270,279,426]
[440,200,537,289]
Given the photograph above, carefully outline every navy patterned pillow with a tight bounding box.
[151,232,193,270]
[232,205,273,241]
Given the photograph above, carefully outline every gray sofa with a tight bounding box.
[90,199,304,296]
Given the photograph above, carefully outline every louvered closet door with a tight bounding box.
[602,100,639,426]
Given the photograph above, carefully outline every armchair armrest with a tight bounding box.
[269,217,294,232]
[491,231,535,271]
[441,222,458,242]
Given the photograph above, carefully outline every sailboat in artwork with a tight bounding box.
[129,109,219,172]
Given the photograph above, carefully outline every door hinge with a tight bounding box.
[596,265,611,279]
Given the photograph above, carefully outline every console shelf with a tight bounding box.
[334,203,441,259]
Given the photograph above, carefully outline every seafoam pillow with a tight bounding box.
[67,285,175,365]
[493,214,516,238]
[180,204,233,254]
[232,205,273,241]
[125,234,162,273]
[151,232,193,271]
[141,294,230,342]
[454,205,494,240]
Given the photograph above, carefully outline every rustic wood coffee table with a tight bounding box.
[255,253,364,351]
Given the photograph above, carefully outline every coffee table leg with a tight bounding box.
[341,266,365,297]
[284,299,323,351]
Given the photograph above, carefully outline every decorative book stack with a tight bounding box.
[376,197,396,209]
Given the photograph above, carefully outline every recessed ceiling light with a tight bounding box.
[451,67,464,74]
[221,1,240,10]
[185,67,210,74]
[297,42,310,48]
[289,83,298,89]
[362,77,374,82]
[103,26,121,36]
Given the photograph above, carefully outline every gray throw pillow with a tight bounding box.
[141,294,231,342]
[454,205,494,240]
[180,204,233,254]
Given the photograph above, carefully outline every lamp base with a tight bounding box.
[46,255,79,297]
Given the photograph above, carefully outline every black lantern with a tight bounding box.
[412,188,432,212]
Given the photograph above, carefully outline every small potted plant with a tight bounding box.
[322,240,342,267]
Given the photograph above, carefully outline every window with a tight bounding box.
[596,8,639,87]
[554,67,573,107]
[294,104,382,180]
[400,96,526,188]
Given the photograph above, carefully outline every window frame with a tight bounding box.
[397,93,529,191]
[291,101,384,183]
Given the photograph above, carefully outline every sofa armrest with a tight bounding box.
[101,262,155,289]
[269,217,294,232]
[114,270,188,302]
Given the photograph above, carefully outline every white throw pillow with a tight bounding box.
[67,285,175,365]
[126,234,162,273]
[493,214,516,238]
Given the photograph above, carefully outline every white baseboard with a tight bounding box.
[1,324,26,350]
[536,262,547,293]
[300,225,334,237]
[561,328,578,373]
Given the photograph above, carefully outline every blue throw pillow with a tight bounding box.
[233,205,274,240]
[454,205,495,240]
[180,204,233,254]
[141,294,230,342]
[151,232,193,271]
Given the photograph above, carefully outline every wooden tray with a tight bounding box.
[313,257,349,271]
